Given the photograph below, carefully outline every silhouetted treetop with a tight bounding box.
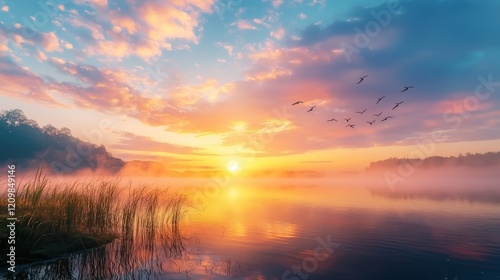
[1,109,124,174]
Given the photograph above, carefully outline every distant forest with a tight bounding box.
[0,109,124,174]
[367,151,500,171]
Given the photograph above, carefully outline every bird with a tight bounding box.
[374,112,383,117]
[357,75,368,84]
[356,109,367,114]
[346,124,355,128]
[292,101,303,105]
[345,118,351,122]
[307,106,317,112]
[381,116,393,122]
[392,101,404,110]
[367,120,375,125]
[401,86,414,92]
[327,118,338,122]
[376,96,385,104]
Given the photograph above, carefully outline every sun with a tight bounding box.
[226,160,240,174]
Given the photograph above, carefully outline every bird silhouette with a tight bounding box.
[307,106,317,112]
[392,101,404,110]
[356,109,367,114]
[401,86,414,92]
[357,75,368,84]
[381,116,393,122]
[367,120,375,125]
[327,118,338,122]
[292,101,303,105]
[346,124,355,128]
[345,118,351,122]
[374,112,383,117]
[376,96,385,104]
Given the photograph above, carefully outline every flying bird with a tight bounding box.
[292,101,303,105]
[345,118,351,122]
[307,106,317,112]
[346,124,356,128]
[376,96,385,104]
[356,109,367,114]
[357,75,368,84]
[374,112,383,117]
[367,120,375,125]
[401,86,414,92]
[381,116,393,122]
[392,101,404,110]
[327,118,338,122]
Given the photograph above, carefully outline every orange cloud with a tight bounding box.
[109,14,138,34]
[169,79,235,107]
[70,0,215,60]
[43,32,60,52]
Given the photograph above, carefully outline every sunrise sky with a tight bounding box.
[1,0,499,174]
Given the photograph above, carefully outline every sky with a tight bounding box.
[1,0,500,174]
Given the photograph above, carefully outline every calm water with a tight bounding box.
[6,177,500,280]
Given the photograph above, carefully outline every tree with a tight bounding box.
[0,109,29,126]
[42,124,59,136]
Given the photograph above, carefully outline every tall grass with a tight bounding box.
[0,168,187,272]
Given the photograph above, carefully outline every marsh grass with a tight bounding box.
[0,168,187,277]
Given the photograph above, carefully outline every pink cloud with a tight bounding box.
[42,32,60,52]
[67,0,215,60]
[0,57,67,106]
[36,51,47,61]
[263,0,283,8]
[233,20,258,30]
[270,28,285,40]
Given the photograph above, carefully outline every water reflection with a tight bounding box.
[180,181,500,279]
[370,184,500,204]
[3,179,500,279]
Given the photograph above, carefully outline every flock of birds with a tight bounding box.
[291,75,414,129]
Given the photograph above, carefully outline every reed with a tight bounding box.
[0,168,187,271]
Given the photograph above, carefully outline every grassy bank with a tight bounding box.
[0,169,186,271]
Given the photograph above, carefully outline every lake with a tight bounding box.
[6,177,500,280]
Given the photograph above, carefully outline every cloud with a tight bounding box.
[308,0,325,6]
[36,51,47,61]
[232,19,258,30]
[89,0,107,8]
[217,42,234,56]
[0,23,62,53]
[263,0,284,8]
[0,56,66,106]
[270,28,285,40]
[111,131,200,154]
[65,0,215,60]
[50,57,66,64]
[42,32,61,52]
[295,0,500,99]
[2,0,499,158]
